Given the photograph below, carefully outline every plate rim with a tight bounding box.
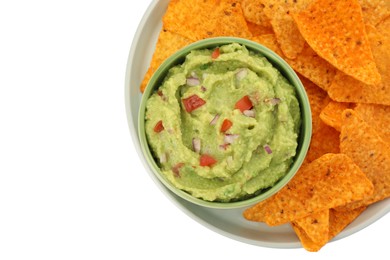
[125,0,390,249]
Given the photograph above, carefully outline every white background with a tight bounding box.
[0,0,389,259]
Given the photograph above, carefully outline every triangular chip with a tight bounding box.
[339,109,390,209]
[241,0,272,29]
[327,24,390,105]
[251,34,283,57]
[260,0,314,59]
[298,76,328,134]
[293,0,381,85]
[298,77,340,163]
[162,0,251,41]
[292,209,329,251]
[320,101,354,131]
[292,206,366,251]
[291,223,324,252]
[286,44,337,91]
[243,153,373,226]
[306,121,340,163]
[140,30,193,92]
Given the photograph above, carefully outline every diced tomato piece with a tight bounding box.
[235,95,253,112]
[172,163,184,177]
[220,119,233,132]
[153,120,164,133]
[182,95,206,113]
[200,154,217,167]
[211,48,220,59]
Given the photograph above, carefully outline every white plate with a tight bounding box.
[125,0,390,248]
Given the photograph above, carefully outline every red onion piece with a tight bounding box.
[264,145,272,154]
[218,143,230,151]
[159,153,167,163]
[172,163,184,177]
[224,134,239,144]
[236,68,248,80]
[243,109,255,118]
[265,98,281,105]
[209,114,220,125]
[186,77,200,86]
[192,138,201,153]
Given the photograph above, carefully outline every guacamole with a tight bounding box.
[145,43,301,202]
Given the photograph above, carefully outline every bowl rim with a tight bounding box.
[137,37,312,209]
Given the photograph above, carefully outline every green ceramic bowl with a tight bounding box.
[138,37,312,209]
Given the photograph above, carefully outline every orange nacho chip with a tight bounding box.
[339,109,390,209]
[251,34,283,56]
[286,44,337,91]
[298,76,340,162]
[292,223,324,252]
[261,0,314,59]
[292,206,366,252]
[354,104,390,144]
[241,0,272,29]
[320,101,354,132]
[293,0,381,85]
[327,24,390,105]
[306,121,340,163]
[292,210,329,251]
[140,30,193,92]
[243,153,374,226]
[298,76,328,134]
[162,0,252,41]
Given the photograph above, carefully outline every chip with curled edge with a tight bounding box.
[243,153,374,226]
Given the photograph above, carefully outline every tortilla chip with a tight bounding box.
[140,30,193,92]
[354,104,390,144]
[306,122,340,163]
[299,77,340,162]
[298,76,328,134]
[293,0,381,85]
[339,109,390,209]
[327,24,390,105]
[320,101,354,131]
[162,0,251,41]
[292,209,329,251]
[241,0,272,28]
[261,0,314,59]
[292,223,323,252]
[328,206,366,239]
[243,153,374,226]
[251,34,283,57]
[293,206,366,251]
[286,44,337,91]
[359,0,390,26]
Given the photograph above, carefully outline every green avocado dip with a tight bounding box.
[144,43,301,202]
